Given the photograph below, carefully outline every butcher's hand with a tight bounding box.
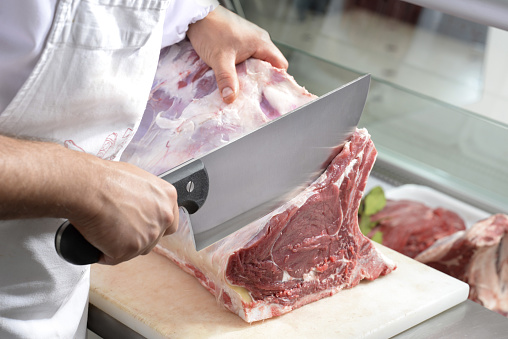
[187,6,288,104]
[67,157,179,265]
[0,135,179,265]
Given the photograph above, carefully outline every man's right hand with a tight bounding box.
[0,134,179,265]
[68,157,179,265]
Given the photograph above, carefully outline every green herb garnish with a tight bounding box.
[358,186,386,244]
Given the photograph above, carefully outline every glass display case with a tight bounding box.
[226,0,508,214]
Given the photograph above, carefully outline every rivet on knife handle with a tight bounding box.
[160,159,209,214]
[55,159,209,265]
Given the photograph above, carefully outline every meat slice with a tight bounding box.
[416,214,508,316]
[123,39,396,322]
[368,200,466,258]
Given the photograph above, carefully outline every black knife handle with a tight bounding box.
[160,159,209,214]
[55,159,208,265]
[55,220,102,265]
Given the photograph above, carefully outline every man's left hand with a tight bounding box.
[187,6,288,104]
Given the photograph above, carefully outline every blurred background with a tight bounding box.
[223,0,508,124]
[220,0,508,214]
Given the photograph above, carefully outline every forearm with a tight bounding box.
[0,134,93,220]
[0,133,179,265]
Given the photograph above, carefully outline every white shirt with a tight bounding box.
[0,0,219,113]
[0,1,218,337]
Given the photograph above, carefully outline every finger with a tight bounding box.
[99,254,125,266]
[98,242,137,265]
[141,221,172,255]
[141,236,162,255]
[163,203,179,236]
[210,53,239,104]
[253,45,288,70]
[97,254,108,265]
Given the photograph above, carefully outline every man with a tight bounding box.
[0,1,287,337]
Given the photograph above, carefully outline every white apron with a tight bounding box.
[0,0,169,337]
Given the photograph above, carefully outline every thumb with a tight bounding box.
[211,54,239,104]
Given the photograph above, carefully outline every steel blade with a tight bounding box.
[188,74,370,250]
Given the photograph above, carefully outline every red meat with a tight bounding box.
[416,214,508,316]
[124,40,396,322]
[368,199,466,258]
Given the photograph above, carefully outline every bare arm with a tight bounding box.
[0,134,179,265]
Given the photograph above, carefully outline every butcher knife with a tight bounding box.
[55,74,371,265]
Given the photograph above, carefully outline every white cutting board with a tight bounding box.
[90,242,469,339]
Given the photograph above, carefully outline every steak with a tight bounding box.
[123,40,396,322]
[368,200,466,258]
[415,214,508,316]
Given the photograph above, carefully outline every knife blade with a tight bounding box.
[188,74,370,250]
[55,74,370,264]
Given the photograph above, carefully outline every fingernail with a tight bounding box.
[222,87,234,99]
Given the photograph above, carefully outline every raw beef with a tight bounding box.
[155,129,395,322]
[416,214,508,316]
[367,200,466,258]
[124,39,396,322]
[121,39,316,175]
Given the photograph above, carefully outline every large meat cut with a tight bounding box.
[416,214,508,316]
[121,39,316,175]
[367,200,466,258]
[123,39,396,322]
[155,128,395,322]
